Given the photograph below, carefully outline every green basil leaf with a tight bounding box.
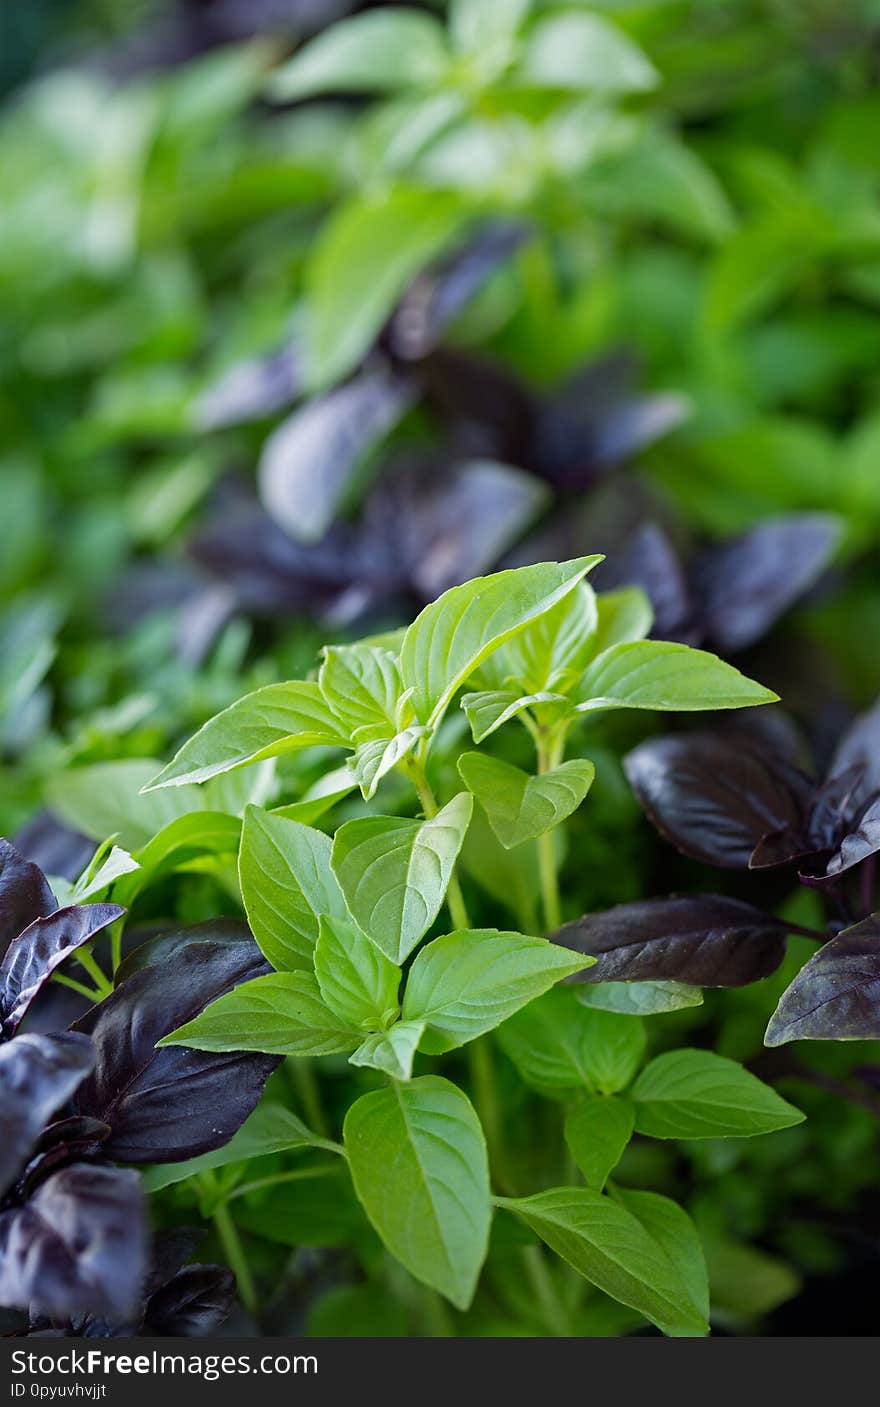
[351,724,429,801]
[344,1075,491,1309]
[575,1007,646,1094]
[239,806,348,971]
[142,1102,340,1192]
[614,1188,709,1323]
[268,10,449,101]
[270,763,358,825]
[498,1188,707,1337]
[496,989,599,1096]
[631,1049,805,1139]
[314,913,401,1030]
[575,641,778,716]
[564,1096,634,1191]
[144,682,347,791]
[502,583,598,692]
[403,928,590,1052]
[331,792,473,962]
[576,980,704,1016]
[349,1020,426,1080]
[589,587,654,658]
[458,751,594,848]
[460,688,570,744]
[520,12,658,94]
[304,187,465,390]
[400,556,602,727]
[318,643,403,740]
[159,971,360,1057]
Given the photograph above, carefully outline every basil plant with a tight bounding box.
[139,557,802,1335]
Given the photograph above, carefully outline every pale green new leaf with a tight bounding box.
[499,1188,707,1337]
[349,1020,426,1080]
[47,756,273,850]
[271,763,358,825]
[352,724,429,800]
[449,0,532,58]
[142,1102,339,1192]
[159,971,361,1057]
[113,813,242,908]
[400,556,602,726]
[69,844,139,902]
[576,980,703,1016]
[575,641,778,715]
[319,643,403,740]
[239,807,348,971]
[403,928,590,1053]
[631,1049,804,1139]
[564,1095,634,1192]
[314,913,401,1031]
[458,751,594,848]
[344,1076,491,1309]
[589,587,654,659]
[144,681,347,790]
[331,792,473,962]
[304,187,465,390]
[502,583,598,692]
[460,688,570,744]
[520,13,658,94]
[268,10,449,101]
[576,1007,646,1095]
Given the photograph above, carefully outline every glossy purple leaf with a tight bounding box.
[694,513,842,654]
[0,1033,95,1198]
[0,903,124,1038]
[0,1164,146,1321]
[590,392,689,469]
[388,222,528,361]
[0,840,56,957]
[419,348,532,463]
[828,696,880,814]
[193,346,302,431]
[597,522,696,641]
[801,796,880,886]
[554,895,787,987]
[765,917,880,1044]
[258,368,415,542]
[144,1264,235,1336]
[74,923,278,1163]
[625,732,813,868]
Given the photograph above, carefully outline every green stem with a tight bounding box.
[74,946,114,998]
[110,919,124,975]
[288,1057,330,1138]
[52,972,105,1002]
[225,1166,337,1204]
[212,1198,258,1318]
[420,1287,454,1337]
[468,1036,511,1193]
[535,732,565,933]
[521,1245,570,1336]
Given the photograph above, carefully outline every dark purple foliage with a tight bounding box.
[73,923,279,1163]
[0,839,57,957]
[0,903,124,1038]
[554,895,789,988]
[0,1034,96,1198]
[765,917,880,1045]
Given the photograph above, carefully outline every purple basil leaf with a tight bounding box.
[0,1164,146,1321]
[765,916,880,1044]
[828,695,880,814]
[0,840,57,957]
[0,903,124,1038]
[258,368,415,542]
[590,392,689,469]
[693,513,842,654]
[144,1264,235,1336]
[554,895,787,987]
[0,1033,95,1198]
[388,222,528,361]
[193,346,302,431]
[801,795,880,886]
[73,923,278,1163]
[597,522,696,641]
[419,348,533,463]
[365,458,548,600]
[12,814,94,885]
[626,732,814,868]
